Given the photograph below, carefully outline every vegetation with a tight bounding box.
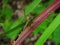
[0,0,60,45]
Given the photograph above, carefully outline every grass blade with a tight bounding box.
[13,0,60,45]
[35,13,60,45]
[9,0,42,30]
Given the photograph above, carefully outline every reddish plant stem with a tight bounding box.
[13,0,60,45]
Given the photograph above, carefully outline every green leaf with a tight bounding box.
[1,7,13,19]
[7,26,22,40]
[9,0,42,30]
[3,0,8,8]
[35,13,60,45]
[25,0,42,15]
[3,20,12,31]
[0,23,25,39]
[2,0,42,39]
[33,12,55,35]
[31,5,45,15]
[43,0,54,7]
[52,25,60,44]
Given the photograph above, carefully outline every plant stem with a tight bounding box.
[35,13,60,45]
[13,0,60,45]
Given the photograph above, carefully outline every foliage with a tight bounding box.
[35,13,60,45]
[0,0,60,45]
[52,25,60,44]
